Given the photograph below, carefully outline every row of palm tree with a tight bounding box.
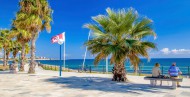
[1,0,156,81]
[84,8,157,81]
[0,0,52,73]
[0,29,29,68]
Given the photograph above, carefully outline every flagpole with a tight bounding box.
[59,45,62,76]
[63,35,66,70]
[52,32,65,77]
[82,32,91,71]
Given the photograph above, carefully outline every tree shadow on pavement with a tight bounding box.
[45,76,168,95]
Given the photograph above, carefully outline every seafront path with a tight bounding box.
[0,65,190,97]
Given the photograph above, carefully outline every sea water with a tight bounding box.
[1,58,189,75]
[37,58,190,75]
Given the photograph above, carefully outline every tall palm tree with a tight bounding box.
[84,8,157,81]
[11,41,22,64]
[11,41,30,71]
[5,40,15,65]
[0,29,12,66]
[21,43,30,70]
[13,0,52,73]
[10,28,31,71]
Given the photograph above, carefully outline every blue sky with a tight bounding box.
[0,0,190,59]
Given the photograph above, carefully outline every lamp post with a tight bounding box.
[18,51,21,71]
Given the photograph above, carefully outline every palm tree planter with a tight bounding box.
[84,8,157,82]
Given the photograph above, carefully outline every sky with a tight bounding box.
[0,0,190,59]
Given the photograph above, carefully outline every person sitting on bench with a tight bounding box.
[168,62,182,87]
[151,63,161,86]
[152,63,161,77]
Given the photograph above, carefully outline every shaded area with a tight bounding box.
[0,71,12,74]
[45,76,167,95]
[0,71,29,75]
[180,86,190,89]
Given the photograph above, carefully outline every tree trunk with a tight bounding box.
[28,33,36,74]
[13,56,16,64]
[6,51,9,66]
[3,49,6,67]
[112,64,127,82]
[134,66,139,75]
[20,44,25,72]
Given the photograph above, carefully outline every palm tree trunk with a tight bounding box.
[3,49,6,67]
[20,44,25,71]
[6,51,9,66]
[28,33,36,73]
[134,66,139,75]
[13,56,16,63]
[112,64,127,82]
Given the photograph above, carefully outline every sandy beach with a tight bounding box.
[0,65,190,97]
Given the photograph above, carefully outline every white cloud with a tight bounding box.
[171,49,190,54]
[161,48,170,54]
[160,48,190,55]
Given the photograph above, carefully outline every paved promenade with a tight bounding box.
[0,65,190,97]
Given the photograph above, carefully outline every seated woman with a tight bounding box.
[151,63,161,86]
[152,63,161,77]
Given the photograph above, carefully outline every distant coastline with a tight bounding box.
[0,59,51,61]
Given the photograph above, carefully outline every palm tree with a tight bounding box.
[11,41,22,64]
[11,40,30,71]
[10,28,31,71]
[21,43,30,70]
[5,40,15,65]
[13,0,52,73]
[84,8,157,81]
[0,29,12,66]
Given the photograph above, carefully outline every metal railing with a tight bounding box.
[40,64,190,76]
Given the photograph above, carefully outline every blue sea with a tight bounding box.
[37,58,190,75]
[1,58,190,75]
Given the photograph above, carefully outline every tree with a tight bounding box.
[5,40,14,65]
[84,8,157,81]
[0,29,12,66]
[11,41,22,63]
[10,28,31,71]
[13,0,52,73]
[11,41,30,71]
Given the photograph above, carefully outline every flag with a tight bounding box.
[51,32,65,43]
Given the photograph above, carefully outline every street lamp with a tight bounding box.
[18,51,21,71]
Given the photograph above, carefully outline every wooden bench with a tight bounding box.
[144,76,183,89]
